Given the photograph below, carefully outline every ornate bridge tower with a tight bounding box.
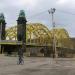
[17,10,27,42]
[0,13,6,40]
[0,13,6,53]
[17,10,27,53]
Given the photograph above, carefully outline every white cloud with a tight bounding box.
[56,0,75,8]
[0,0,38,11]
[12,0,37,8]
[57,0,68,5]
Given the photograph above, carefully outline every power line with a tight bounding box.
[57,9,75,16]
[27,9,48,19]
[27,8,75,21]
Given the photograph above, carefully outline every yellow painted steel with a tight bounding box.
[6,23,71,48]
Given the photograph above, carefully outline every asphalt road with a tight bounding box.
[0,55,75,75]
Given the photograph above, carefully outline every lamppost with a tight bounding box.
[48,8,57,58]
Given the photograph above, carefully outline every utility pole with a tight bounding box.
[48,8,58,58]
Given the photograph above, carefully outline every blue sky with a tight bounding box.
[0,0,75,37]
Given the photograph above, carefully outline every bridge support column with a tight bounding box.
[17,10,27,58]
[0,13,6,54]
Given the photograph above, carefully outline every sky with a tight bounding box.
[0,0,75,37]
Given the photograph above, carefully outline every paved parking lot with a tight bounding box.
[1,54,75,75]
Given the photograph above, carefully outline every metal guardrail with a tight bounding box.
[0,40,74,50]
[0,40,22,45]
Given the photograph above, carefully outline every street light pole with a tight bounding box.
[48,8,57,58]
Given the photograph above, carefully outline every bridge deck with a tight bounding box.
[0,40,74,50]
[0,40,51,46]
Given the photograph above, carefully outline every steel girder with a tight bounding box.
[6,23,70,47]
